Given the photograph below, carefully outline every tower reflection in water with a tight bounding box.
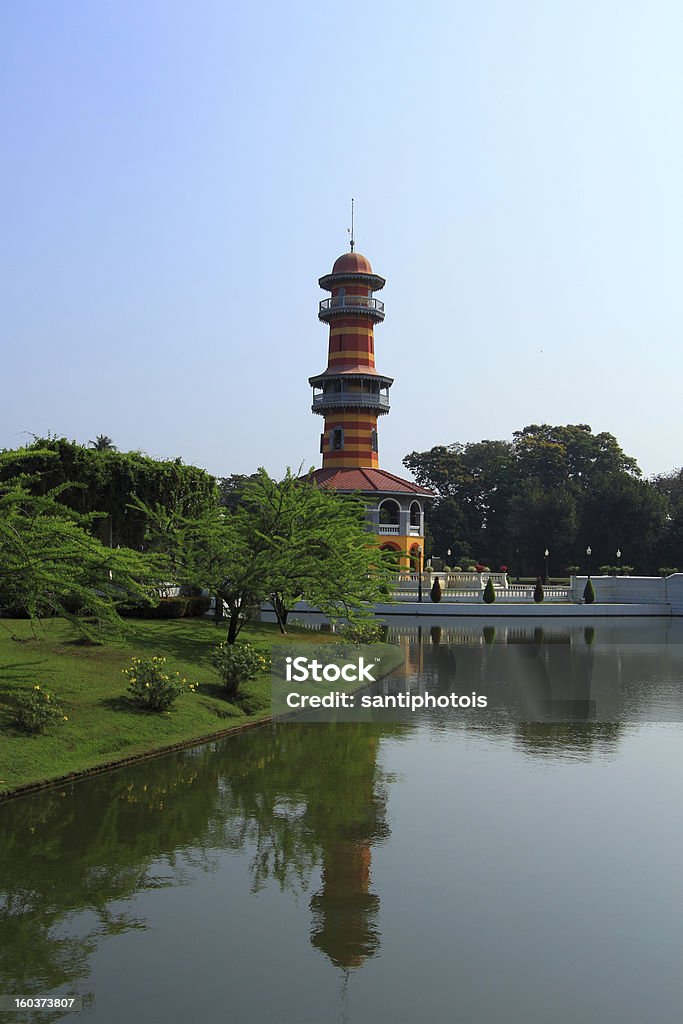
[225,721,399,971]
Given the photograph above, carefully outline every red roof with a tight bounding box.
[331,251,373,275]
[304,467,434,497]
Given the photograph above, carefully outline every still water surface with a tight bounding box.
[1,618,683,1023]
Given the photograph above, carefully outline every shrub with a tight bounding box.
[211,642,270,698]
[566,565,580,575]
[620,565,634,576]
[583,578,595,604]
[474,563,490,573]
[339,621,384,645]
[123,656,196,711]
[430,577,442,603]
[659,567,679,577]
[185,595,211,617]
[483,578,496,603]
[13,686,68,734]
[598,565,612,576]
[534,577,544,603]
[120,596,188,619]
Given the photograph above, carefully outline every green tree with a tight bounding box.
[0,438,217,549]
[577,474,667,573]
[651,468,683,571]
[0,459,165,632]
[404,425,645,572]
[140,469,394,644]
[88,435,117,451]
[507,480,578,577]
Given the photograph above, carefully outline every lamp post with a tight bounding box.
[544,548,549,583]
[417,545,423,603]
[616,548,622,575]
[586,545,592,577]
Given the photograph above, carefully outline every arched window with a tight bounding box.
[410,501,421,527]
[379,499,400,525]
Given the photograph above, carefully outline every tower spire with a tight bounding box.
[348,198,355,252]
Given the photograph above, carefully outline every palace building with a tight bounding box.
[306,245,431,571]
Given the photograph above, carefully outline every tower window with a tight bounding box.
[371,429,378,453]
[331,428,344,451]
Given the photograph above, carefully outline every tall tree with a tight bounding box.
[89,435,117,451]
[140,469,394,643]
[404,424,646,571]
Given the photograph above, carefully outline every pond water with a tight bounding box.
[1,618,683,1023]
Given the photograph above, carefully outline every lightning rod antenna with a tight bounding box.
[349,198,355,251]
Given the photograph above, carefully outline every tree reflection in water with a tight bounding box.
[0,720,404,1007]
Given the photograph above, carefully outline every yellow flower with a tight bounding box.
[63,716,68,721]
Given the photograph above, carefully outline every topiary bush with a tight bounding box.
[430,577,442,603]
[483,578,496,603]
[534,577,544,603]
[483,625,496,646]
[123,656,196,711]
[13,686,68,734]
[583,578,595,604]
[210,642,270,698]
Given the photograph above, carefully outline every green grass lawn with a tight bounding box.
[0,617,404,797]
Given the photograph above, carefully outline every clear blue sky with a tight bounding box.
[3,1,682,480]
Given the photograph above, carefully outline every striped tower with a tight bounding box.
[307,246,432,572]
[310,251,392,468]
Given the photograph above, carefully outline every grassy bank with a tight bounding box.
[0,617,404,797]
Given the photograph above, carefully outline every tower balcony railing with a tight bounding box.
[378,524,400,534]
[319,296,385,316]
[312,392,391,411]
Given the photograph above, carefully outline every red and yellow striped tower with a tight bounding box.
[308,246,432,571]
[311,250,391,469]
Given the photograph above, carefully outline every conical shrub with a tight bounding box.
[583,578,595,604]
[534,576,544,603]
[483,577,496,603]
[430,577,442,603]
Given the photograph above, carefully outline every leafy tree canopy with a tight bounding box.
[403,424,669,575]
[0,437,217,549]
[0,451,166,634]
[138,469,395,643]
